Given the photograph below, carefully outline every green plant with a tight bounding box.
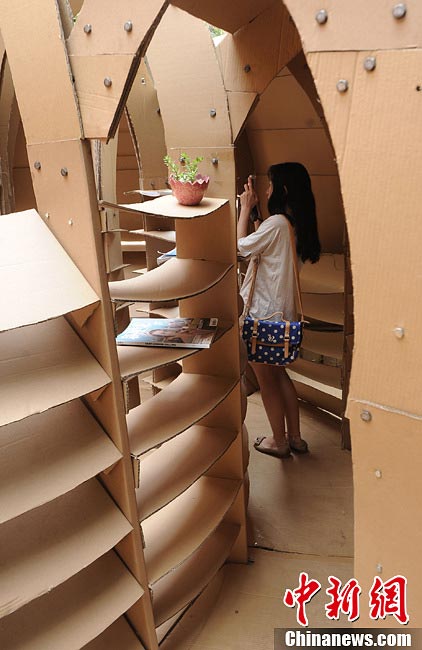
[163,152,204,182]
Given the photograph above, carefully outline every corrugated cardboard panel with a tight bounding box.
[108,258,233,302]
[284,0,422,53]
[309,49,422,414]
[136,426,237,520]
[348,400,422,625]
[291,357,342,389]
[0,479,132,617]
[300,254,344,293]
[0,551,144,650]
[117,344,196,381]
[292,379,343,416]
[0,399,121,524]
[127,373,238,456]
[152,521,240,626]
[217,2,301,93]
[103,230,124,273]
[0,0,82,144]
[11,168,36,212]
[247,128,337,176]
[302,329,343,360]
[227,91,258,141]
[83,617,145,650]
[169,0,276,33]
[102,195,227,219]
[147,6,232,148]
[0,56,15,213]
[0,210,99,332]
[143,477,241,583]
[0,317,110,427]
[302,292,344,324]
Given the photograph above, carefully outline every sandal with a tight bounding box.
[253,436,291,459]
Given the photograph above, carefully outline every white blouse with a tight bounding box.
[238,214,298,321]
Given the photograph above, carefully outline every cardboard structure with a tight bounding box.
[0,0,421,645]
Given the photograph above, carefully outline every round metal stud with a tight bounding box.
[244,64,251,73]
[60,167,68,177]
[209,108,217,117]
[83,24,92,34]
[336,79,349,93]
[364,56,377,72]
[375,469,382,479]
[211,157,219,165]
[68,219,73,226]
[34,161,41,170]
[104,77,112,88]
[392,3,407,19]
[360,410,372,422]
[124,21,133,32]
[44,212,50,220]
[393,326,405,339]
[315,9,328,25]
[156,107,161,115]
[141,78,146,85]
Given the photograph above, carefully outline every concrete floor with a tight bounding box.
[161,392,354,649]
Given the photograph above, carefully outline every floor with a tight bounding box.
[161,392,354,649]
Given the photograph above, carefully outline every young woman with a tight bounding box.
[238,162,321,458]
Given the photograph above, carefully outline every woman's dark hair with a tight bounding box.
[267,162,321,264]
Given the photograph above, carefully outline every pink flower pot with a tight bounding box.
[169,174,210,206]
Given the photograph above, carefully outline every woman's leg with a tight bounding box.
[252,363,289,452]
[278,367,308,451]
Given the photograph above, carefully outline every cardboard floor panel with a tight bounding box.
[0,399,121,524]
[245,394,353,557]
[0,479,132,617]
[0,317,110,427]
[0,210,99,332]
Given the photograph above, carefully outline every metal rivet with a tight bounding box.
[68,219,73,226]
[375,469,382,479]
[211,157,219,165]
[156,107,161,115]
[244,64,251,73]
[124,21,133,32]
[210,108,217,117]
[60,167,68,177]
[393,326,405,339]
[141,78,146,85]
[336,79,349,93]
[315,9,328,24]
[376,563,383,573]
[34,161,42,170]
[392,3,406,19]
[44,212,50,220]
[364,56,377,72]
[104,77,112,88]
[179,156,185,163]
[360,410,372,422]
[83,24,92,34]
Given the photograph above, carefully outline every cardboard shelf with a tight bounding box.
[0,551,144,650]
[117,321,234,380]
[0,479,132,617]
[82,617,146,649]
[143,476,241,584]
[0,399,121,525]
[301,329,344,361]
[109,258,233,303]
[101,195,228,219]
[300,254,344,294]
[302,293,344,325]
[0,210,99,332]
[127,373,239,457]
[131,229,176,244]
[136,425,238,520]
[135,305,179,319]
[289,358,342,393]
[152,521,240,627]
[0,317,110,427]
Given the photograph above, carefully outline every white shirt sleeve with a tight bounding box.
[238,220,275,257]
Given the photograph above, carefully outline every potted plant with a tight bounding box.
[164,152,210,206]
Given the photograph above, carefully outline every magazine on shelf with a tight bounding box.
[116,317,219,348]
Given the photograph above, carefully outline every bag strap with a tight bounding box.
[241,217,304,322]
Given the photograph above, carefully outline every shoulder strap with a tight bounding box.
[286,221,304,321]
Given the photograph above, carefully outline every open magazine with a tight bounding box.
[116,317,219,349]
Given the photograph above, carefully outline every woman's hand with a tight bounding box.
[239,175,258,212]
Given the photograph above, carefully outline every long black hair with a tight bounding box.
[267,162,321,264]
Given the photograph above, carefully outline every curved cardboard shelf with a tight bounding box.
[302,293,344,325]
[290,358,342,391]
[291,379,343,417]
[136,425,238,520]
[0,210,99,333]
[131,229,176,244]
[143,476,241,584]
[101,195,228,219]
[82,617,145,650]
[152,521,240,627]
[0,480,132,618]
[301,329,344,361]
[117,322,233,380]
[127,373,239,457]
[109,258,233,303]
[0,317,110,427]
[136,305,180,319]
[0,551,144,649]
[0,399,121,525]
[300,254,344,294]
